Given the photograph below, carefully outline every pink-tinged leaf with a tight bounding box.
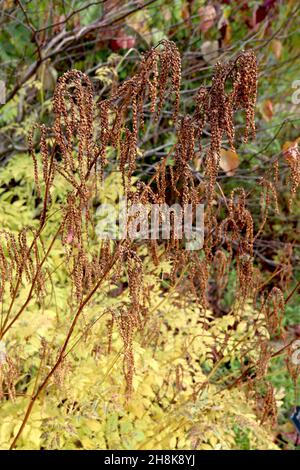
[198,6,217,33]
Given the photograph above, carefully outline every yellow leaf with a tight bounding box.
[29,427,41,448]
[85,419,101,432]
[282,140,299,162]
[200,443,213,450]
[81,437,95,449]
[126,10,150,36]
[128,401,145,419]
[222,23,232,46]
[0,420,13,445]
[271,39,282,60]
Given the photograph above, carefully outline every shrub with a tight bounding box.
[0,40,298,450]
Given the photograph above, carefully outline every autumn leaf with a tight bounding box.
[220,21,232,46]
[261,100,273,122]
[126,10,151,37]
[37,61,57,92]
[219,148,240,175]
[271,39,282,60]
[282,139,300,163]
[181,4,190,21]
[201,40,219,64]
[198,5,217,33]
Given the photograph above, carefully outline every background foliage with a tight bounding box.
[0,0,299,450]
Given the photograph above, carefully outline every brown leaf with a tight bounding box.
[220,22,232,46]
[219,148,239,175]
[181,5,190,21]
[262,100,273,122]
